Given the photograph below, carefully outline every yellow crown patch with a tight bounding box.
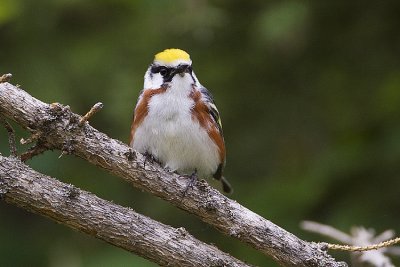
[154,48,191,64]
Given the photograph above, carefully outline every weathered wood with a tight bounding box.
[0,82,346,267]
[0,156,250,267]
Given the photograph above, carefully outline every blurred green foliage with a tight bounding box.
[1,0,400,266]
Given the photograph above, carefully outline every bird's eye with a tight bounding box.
[159,67,168,76]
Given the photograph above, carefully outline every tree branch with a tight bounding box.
[0,155,250,267]
[0,81,346,267]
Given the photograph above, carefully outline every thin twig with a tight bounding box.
[78,102,103,126]
[20,142,50,162]
[0,116,17,156]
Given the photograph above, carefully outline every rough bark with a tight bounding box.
[0,82,346,267]
[0,156,250,267]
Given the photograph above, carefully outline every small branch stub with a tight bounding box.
[79,102,103,126]
[0,73,12,83]
[20,143,50,162]
[20,131,42,145]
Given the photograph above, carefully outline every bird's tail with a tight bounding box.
[221,176,233,194]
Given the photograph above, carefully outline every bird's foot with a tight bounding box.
[181,169,198,199]
[143,151,158,169]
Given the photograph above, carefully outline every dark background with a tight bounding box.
[1,1,400,266]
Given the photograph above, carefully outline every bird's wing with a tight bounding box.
[200,87,223,134]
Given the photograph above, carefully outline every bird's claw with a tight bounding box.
[181,170,198,198]
[143,151,158,169]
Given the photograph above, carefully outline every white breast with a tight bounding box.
[132,75,220,177]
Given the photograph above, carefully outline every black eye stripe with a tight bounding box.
[151,65,192,74]
[150,64,193,83]
[151,66,170,75]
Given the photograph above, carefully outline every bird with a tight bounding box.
[129,48,232,194]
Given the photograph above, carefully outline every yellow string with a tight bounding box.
[327,237,400,252]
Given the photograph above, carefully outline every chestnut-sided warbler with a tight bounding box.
[129,48,232,193]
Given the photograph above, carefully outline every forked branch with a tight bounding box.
[0,81,346,267]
